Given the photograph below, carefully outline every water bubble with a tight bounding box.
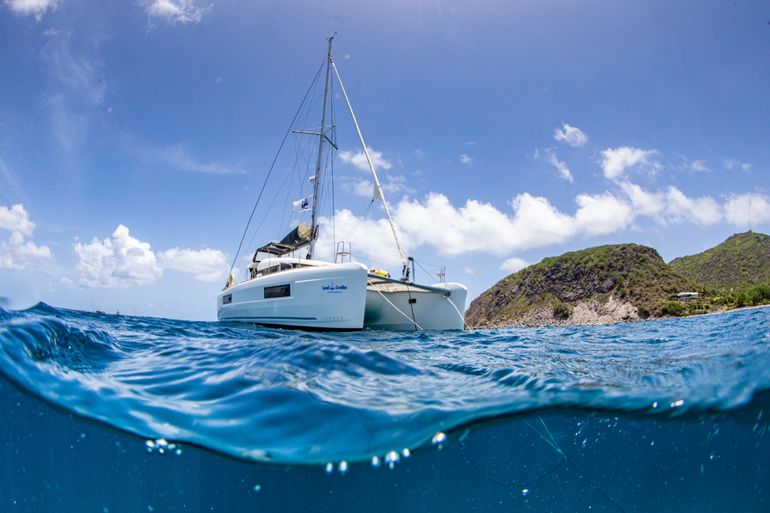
[156,439,168,447]
[670,399,684,408]
[371,456,381,468]
[385,450,400,469]
[401,448,411,458]
[652,401,658,408]
[158,448,165,454]
[521,488,529,496]
[252,485,261,493]
[432,432,447,448]
[324,462,334,474]
[145,440,155,449]
[338,460,349,475]
[175,448,182,456]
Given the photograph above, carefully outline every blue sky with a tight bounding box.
[1,0,769,320]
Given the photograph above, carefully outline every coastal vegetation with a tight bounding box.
[466,232,770,328]
[670,232,770,289]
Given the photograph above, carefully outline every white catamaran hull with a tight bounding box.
[218,38,469,332]
[217,262,368,330]
[364,282,467,330]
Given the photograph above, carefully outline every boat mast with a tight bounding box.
[308,35,334,259]
[331,59,407,268]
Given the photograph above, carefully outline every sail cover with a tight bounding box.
[280,223,313,246]
[256,223,315,256]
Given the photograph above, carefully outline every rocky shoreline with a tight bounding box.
[471,294,639,328]
[470,297,770,329]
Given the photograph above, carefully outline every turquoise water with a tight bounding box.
[1,303,769,512]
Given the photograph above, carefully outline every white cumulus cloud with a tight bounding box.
[4,0,57,19]
[337,191,634,261]
[618,182,666,220]
[0,204,52,270]
[344,174,413,199]
[339,147,392,172]
[723,193,770,228]
[317,181,751,270]
[663,186,722,225]
[316,209,407,268]
[618,182,722,226]
[0,232,52,270]
[574,193,633,235]
[74,224,226,287]
[459,153,473,165]
[553,122,588,147]
[0,203,35,236]
[159,247,227,282]
[500,257,529,274]
[143,0,207,25]
[601,146,660,180]
[74,225,162,287]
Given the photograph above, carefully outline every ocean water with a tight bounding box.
[1,303,769,512]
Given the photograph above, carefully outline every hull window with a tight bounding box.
[265,284,291,299]
[223,294,232,305]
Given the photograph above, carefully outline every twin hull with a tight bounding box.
[217,263,467,331]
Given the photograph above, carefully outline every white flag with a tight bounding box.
[292,194,313,212]
[308,175,317,183]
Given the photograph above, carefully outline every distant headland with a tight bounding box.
[465,231,770,328]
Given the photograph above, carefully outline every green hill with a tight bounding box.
[669,231,770,290]
[466,244,696,328]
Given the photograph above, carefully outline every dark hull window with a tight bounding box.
[264,284,291,298]
[223,294,232,304]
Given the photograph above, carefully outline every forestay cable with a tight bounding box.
[226,60,326,282]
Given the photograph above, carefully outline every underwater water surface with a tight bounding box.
[1,303,769,512]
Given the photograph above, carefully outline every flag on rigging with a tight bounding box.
[292,194,313,213]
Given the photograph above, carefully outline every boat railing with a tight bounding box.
[367,273,451,296]
[335,241,352,263]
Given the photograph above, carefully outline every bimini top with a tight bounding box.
[256,223,316,256]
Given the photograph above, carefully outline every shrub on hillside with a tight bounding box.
[659,300,685,317]
[553,301,571,320]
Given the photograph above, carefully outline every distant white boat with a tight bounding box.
[217,37,467,331]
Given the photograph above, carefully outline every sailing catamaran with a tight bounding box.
[217,37,467,330]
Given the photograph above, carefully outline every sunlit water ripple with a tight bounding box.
[1,303,769,465]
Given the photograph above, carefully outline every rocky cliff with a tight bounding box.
[466,244,694,328]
